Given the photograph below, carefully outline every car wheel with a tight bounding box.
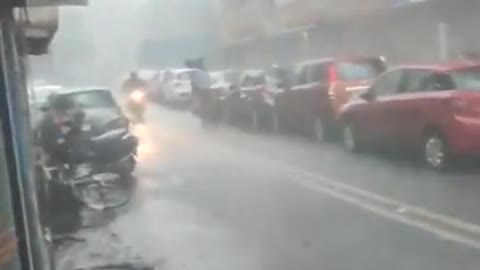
[423,132,449,170]
[343,123,362,153]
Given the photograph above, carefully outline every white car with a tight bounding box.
[162,69,195,103]
[147,70,166,101]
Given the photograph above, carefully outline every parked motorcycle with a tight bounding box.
[40,111,138,216]
[127,89,147,123]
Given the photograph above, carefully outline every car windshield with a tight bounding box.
[225,71,240,84]
[212,71,240,85]
[269,67,294,86]
[65,90,116,109]
[337,60,385,81]
[33,86,62,103]
[450,67,480,89]
[242,73,266,87]
[177,71,193,81]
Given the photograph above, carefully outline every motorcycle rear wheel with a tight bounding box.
[74,174,131,211]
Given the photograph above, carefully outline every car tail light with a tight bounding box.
[328,65,337,84]
[328,65,338,97]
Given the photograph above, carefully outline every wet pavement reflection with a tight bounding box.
[54,104,480,270]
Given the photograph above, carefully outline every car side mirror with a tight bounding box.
[360,91,375,101]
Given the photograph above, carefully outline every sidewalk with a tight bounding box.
[54,208,162,270]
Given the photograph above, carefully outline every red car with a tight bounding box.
[276,56,387,140]
[340,61,480,170]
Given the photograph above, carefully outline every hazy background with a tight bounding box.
[28,0,480,88]
[29,0,220,87]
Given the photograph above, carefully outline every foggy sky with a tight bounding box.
[50,0,217,84]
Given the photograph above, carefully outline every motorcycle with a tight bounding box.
[127,89,147,123]
[41,111,138,214]
[86,128,138,177]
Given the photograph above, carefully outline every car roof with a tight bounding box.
[242,69,264,76]
[210,70,229,76]
[298,56,385,67]
[394,61,480,72]
[172,68,196,74]
[58,87,111,95]
[34,84,63,91]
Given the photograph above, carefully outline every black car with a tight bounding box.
[63,88,129,133]
[224,67,294,131]
[33,87,130,135]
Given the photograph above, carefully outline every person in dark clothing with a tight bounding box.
[36,94,85,233]
[37,94,78,164]
[122,71,148,96]
[185,58,213,123]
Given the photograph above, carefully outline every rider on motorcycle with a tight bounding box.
[37,93,80,164]
[122,71,148,121]
[122,72,148,96]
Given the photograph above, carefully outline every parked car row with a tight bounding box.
[147,68,196,105]
[215,57,386,138]
[150,56,480,171]
[146,68,242,106]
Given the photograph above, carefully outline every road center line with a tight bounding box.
[288,174,480,250]
[208,137,480,249]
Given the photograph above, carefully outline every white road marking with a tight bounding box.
[209,139,480,250]
[147,111,480,249]
[289,174,480,250]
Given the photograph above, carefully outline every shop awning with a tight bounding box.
[18,0,88,7]
[13,0,89,55]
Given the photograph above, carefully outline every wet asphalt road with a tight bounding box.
[57,104,480,270]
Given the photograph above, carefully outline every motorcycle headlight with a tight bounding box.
[130,90,145,102]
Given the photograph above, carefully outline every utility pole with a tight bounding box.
[437,22,449,61]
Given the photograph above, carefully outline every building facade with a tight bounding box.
[1,1,87,270]
[219,0,480,68]
[138,0,221,69]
